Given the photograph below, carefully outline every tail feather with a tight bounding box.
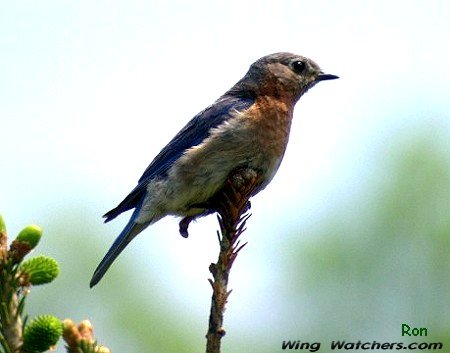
[90,220,148,287]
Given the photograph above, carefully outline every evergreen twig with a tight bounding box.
[205,168,260,353]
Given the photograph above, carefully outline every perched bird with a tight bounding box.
[90,52,338,287]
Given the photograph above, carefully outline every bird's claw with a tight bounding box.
[179,216,194,238]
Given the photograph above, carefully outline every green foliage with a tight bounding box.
[0,215,5,234]
[16,226,42,250]
[77,339,98,353]
[22,315,63,353]
[0,217,108,352]
[20,256,59,286]
[0,219,61,353]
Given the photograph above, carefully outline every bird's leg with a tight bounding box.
[179,216,194,238]
[178,203,216,238]
[179,168,257,239]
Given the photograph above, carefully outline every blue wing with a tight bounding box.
[103,95,254,222]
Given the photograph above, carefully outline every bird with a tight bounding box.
[90,52,338,287]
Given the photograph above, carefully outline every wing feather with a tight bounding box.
[103,96,254,222]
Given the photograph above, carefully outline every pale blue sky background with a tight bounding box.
[1,1,449,351]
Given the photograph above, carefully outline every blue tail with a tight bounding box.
[90,217,148,288]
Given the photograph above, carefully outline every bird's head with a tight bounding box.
[230,52,338,104]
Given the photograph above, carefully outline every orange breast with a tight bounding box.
[243,96,294,158]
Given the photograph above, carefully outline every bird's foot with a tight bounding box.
[179,216,194,238]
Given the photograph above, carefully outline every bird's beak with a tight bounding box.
[316,73,339,81]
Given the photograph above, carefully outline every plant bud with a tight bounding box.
[20,255,60,285]
[16,224,42,249]
[23,315,63,352]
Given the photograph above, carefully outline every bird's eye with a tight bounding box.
[292,60,306,74]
